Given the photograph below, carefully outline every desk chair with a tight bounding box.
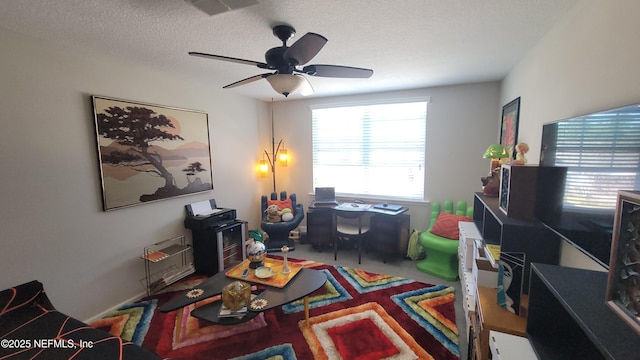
[334,209,370,264]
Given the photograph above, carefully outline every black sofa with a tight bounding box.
[0,280,161,359]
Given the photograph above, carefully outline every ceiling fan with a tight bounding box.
[189,24,374,97]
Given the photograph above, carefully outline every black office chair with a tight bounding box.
[334,209,370,264]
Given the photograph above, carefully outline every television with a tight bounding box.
[537,103,640,268]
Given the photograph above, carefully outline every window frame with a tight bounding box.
[310,97,430,201]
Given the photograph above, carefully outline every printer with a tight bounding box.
[184,199,236,230]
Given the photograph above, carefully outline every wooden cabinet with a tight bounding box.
[369,213,410,261]
[473,192,560,292]
[470,286,526,360]
[527,263,640,359]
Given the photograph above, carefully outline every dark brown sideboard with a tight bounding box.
[473,192,560,292]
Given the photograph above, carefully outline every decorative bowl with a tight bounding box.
[254,266,276,279]
[247,239,266,268]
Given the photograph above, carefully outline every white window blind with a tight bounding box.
[555,112,640,209]
[311,100,428,200]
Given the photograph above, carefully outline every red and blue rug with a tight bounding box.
[90,257,459,359]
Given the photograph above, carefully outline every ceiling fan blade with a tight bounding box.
[283,32,327,66]
[189,52,269,69]
[222,73,272,88]
[302,64,373,78]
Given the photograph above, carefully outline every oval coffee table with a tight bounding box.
[160,268,327,325]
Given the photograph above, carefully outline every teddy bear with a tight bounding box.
[265,204,282,223]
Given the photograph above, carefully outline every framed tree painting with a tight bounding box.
[606,190,640,335]
[92,96,213,211]
[500,97,521,163]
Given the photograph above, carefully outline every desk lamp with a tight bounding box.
[483,144,508,174]
[481,144,508,196]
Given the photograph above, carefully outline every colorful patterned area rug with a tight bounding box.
[90,257,459,359]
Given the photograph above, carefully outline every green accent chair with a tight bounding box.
[416,200,473,281]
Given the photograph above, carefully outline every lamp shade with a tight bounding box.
[259,159,269,177]
[266,74,306,97]
[483,144,508,159]
[279,148,288,167]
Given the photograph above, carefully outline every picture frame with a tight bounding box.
[606,190,640,335]
[500,97,521,162]
[496,251,525,315]
[92,96,213,211]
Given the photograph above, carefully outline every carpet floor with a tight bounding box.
[91,254,462,360]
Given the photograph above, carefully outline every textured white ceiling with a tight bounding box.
[0,0,578,101]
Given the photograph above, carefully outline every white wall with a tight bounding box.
[263,82,501,232]
[501,0,640,271]
[0,27,263,320]
[5,0,623,318]
[0,24,500,320]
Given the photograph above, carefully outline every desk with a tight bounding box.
[306,202,410,261]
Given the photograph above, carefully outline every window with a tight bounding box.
[553,111,640,209]
[311,100,428,200]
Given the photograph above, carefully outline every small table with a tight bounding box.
[159,267,327,325]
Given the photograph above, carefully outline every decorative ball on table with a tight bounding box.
[247,238,266,269]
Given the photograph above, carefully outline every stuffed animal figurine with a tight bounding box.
[265,204,282,223]
[513,142,529,165]
[481,173,500,197]
[280,208,294,222]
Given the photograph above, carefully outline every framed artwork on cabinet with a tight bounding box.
[500,97,520,162]
[496,251,525,315]
[606,190,640,335]
[92,96,213,211]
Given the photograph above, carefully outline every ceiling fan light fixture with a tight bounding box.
[185,0,259,16]
[266,74,306,97]
[190,24,372,97]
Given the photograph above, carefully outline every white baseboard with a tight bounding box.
[82,290,147,324]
